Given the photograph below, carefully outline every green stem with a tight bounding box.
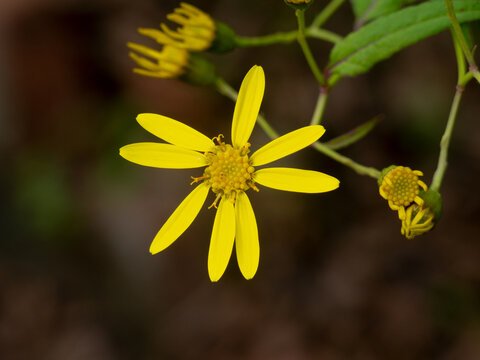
[312,142,381,179]
[312,0,345,28]
[444,0,477,71]
[472,69,480,84]
[306,27,343,44]
[235,28,342,47]
[235,31,297,47]
[296,9,326,85]
[451,28,466,84]
[214,77,380,178]
[310,89,328,125]
[430,88,463,192]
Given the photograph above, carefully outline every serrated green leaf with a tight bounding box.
[329,0,480,77]
[323,115,382,150]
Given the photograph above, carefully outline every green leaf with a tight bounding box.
[350,0,373,18]
[323,115,382,150]
[351,0,416,24]
[329,0,480,77]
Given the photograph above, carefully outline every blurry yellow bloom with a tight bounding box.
[120,65,339,281]
[285,0,312,3]
[127,42,189,79]
[401,204,435,239]
[379,165,428,220]
[138,2,216,52]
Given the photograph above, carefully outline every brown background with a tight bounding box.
[1,0,480,359]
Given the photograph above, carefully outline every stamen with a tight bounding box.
[190,175,209,185]
[208,193,222,209]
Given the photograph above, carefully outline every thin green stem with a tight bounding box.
[430,88,463,192]
[312,142,381,179]
[310,89,328,126]
[235,31,297,47]
[444,0,477,72]
[451,28,466,84]
[312,0,345,28]
[214,77,380,179]
[306,27,343,44]
[296,9,326,85]
[235,28,342,47]
[472,70,480,84]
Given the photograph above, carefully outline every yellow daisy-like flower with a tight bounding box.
[127,42,189,79]
[401,204,435,239]
[138,2,216,52]
[120,65,339,281]
[379,166,428,220]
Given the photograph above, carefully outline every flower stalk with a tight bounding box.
[296,9,326,86]
[214,77,380,179]
[430,87,463,192]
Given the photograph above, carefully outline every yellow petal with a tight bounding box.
[231,65,265,148]
[120,142,207,169]
[254,167,339,193]
[235,193,259,280]
[251,125,325,166]
[137,113,214,152]
[150,183,210,254]
[208,197,235,282]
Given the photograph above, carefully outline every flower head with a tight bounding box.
[401,188,442,239]
[127,42,189,79]
[284,0,314,9]
[127,41,217,85]
[120,65,339,281]
[379,165,428,220]
[401,204,435,239]
[285,0,312,4]
[138,2,216,52]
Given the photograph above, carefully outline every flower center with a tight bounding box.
[380,166,421,207]
[192,135,257,207]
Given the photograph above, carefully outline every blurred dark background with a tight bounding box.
[1,0,480,359]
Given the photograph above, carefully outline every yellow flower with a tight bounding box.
[401,204,435,239]
[127,42,189,79]
[285,0,312,4]
[138,2,216,52]
[378,165,428,220]
[120,65,339,281]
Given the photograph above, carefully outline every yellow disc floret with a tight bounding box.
[379,166,428,217]
[191,135,257,207]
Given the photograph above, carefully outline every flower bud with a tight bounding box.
[138,3,237,54]
[401,189,442,239]
[127,42,217,86]
[284,0,314,10]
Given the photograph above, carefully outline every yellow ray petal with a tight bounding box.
[120,142,207,169]
[150,183,210,254]
[251,125,325,166]
[254,167,339,193]
[235,193,259,280]
[137,113,214,152]
[231,65,265,148]
[208,197,236,282]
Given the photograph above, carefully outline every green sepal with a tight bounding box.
[377,165,397,187]
[180,54,218,86]
[209,21,237,54]
[419,189,442,221]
